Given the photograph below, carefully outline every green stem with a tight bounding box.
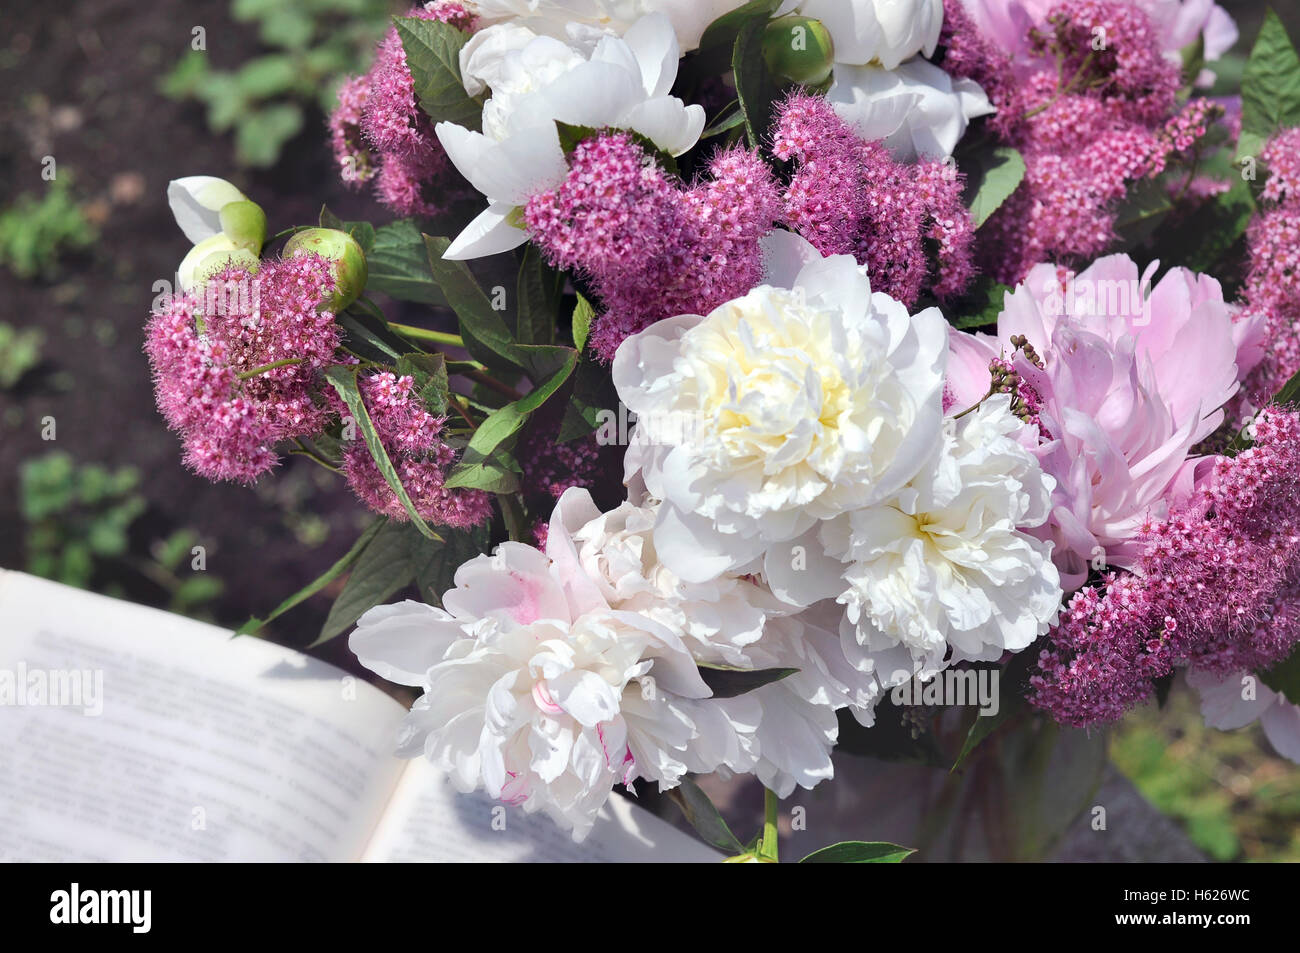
[759,787,780,862]
[237,358,302,379]
[388,322,466,349]
[500,494,527,543]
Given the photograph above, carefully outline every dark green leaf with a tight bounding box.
[316,520,415,645]
[947,277,1010,330]
[394,16,481,132]
[962,146,1025,228]
[324,364,443,540]
[698,0,781,53]
[800,841,915,863]
[557,349,617,443]
[515,244,561,346]
[368,219,448,305]
[424,234,577,382]
[409,523,490,606]
[665,776,745,853]
[396,352,450,416]
[732,13,781,150]
[1238,10,1300,160]
[337,310,407,362]
[235,519,386,636]
[698,663,798,699]
[319,207,377,255]
[444,348,579,491]
[1261,644,1300,702]
[1154,176,1254,274]
[1113,178,1173,251]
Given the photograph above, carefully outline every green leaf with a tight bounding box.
[368,220,447,305]
[236,519,386,636]
[701,104,747,139]
[444,348,579,492]
[316,520,415,645]
[1271,366,1300,408]
[557,349,617,443]
[1261,644,1300,702]
[1113,177,1173,251]
[1154,176,1254,274]
[324,364,443,540]
[946,276,1010,330]
[409,523,490,606]
[337,310,406,362]
[697,663,798,699]
[951,653,1032,772]
[799,841,915,863]
[424,234,577,382]
[570,293,595,353]
[732,13,781,150]
[962,146,1025,228]
[396,352,450,416]
[554,120,680,177]
[515,244,561,346]
[698,0,781,54]
[233,54,298,99]
[394,16,481,132]
[234,103,304,167]
[665,777,745,853]
[1238,10,1300,160]
[318,207,376,254]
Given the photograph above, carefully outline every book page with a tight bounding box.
[362,758,722,863]
[0,571,408,862]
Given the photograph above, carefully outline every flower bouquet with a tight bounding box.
[146,0,1300,861]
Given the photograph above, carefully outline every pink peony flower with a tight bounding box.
[946,253,1264,588]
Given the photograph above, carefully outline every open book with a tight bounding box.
[0,571,719,862]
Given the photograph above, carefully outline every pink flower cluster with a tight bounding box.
[523,132,780,362]
[340,371,492,529]
[773,91,976,305]
[971,0,1215,282]
[145,254,340,483]
[1030,410,1300,726]
[328,2,474,216]
[1240,128,1300,408]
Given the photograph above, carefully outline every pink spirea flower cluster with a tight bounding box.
[940,0,1026,138]
[773,91,976,305]
[1030,410,1300,726]
[1240,128,1300,408]
[523,132,780,362]
[145,255,340,483]
[328,2,474,216]
[975,0,1212,282]
[340,371,491,529]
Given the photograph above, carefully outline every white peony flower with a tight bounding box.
[1188,668,1300,765]
[465,0,746,52]
[772,0,989,159]
[436,12,705,259]
[612,232,949,586]
[779,0,944,70]
[822,395,1062,687]
[350,540,722,840]
[547,485,874,796]
[828,58,994,161]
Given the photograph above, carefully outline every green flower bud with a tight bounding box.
[283,227,368,312]
[218,199,268,252]
[177,234,260,292]
[762,16,835,86]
